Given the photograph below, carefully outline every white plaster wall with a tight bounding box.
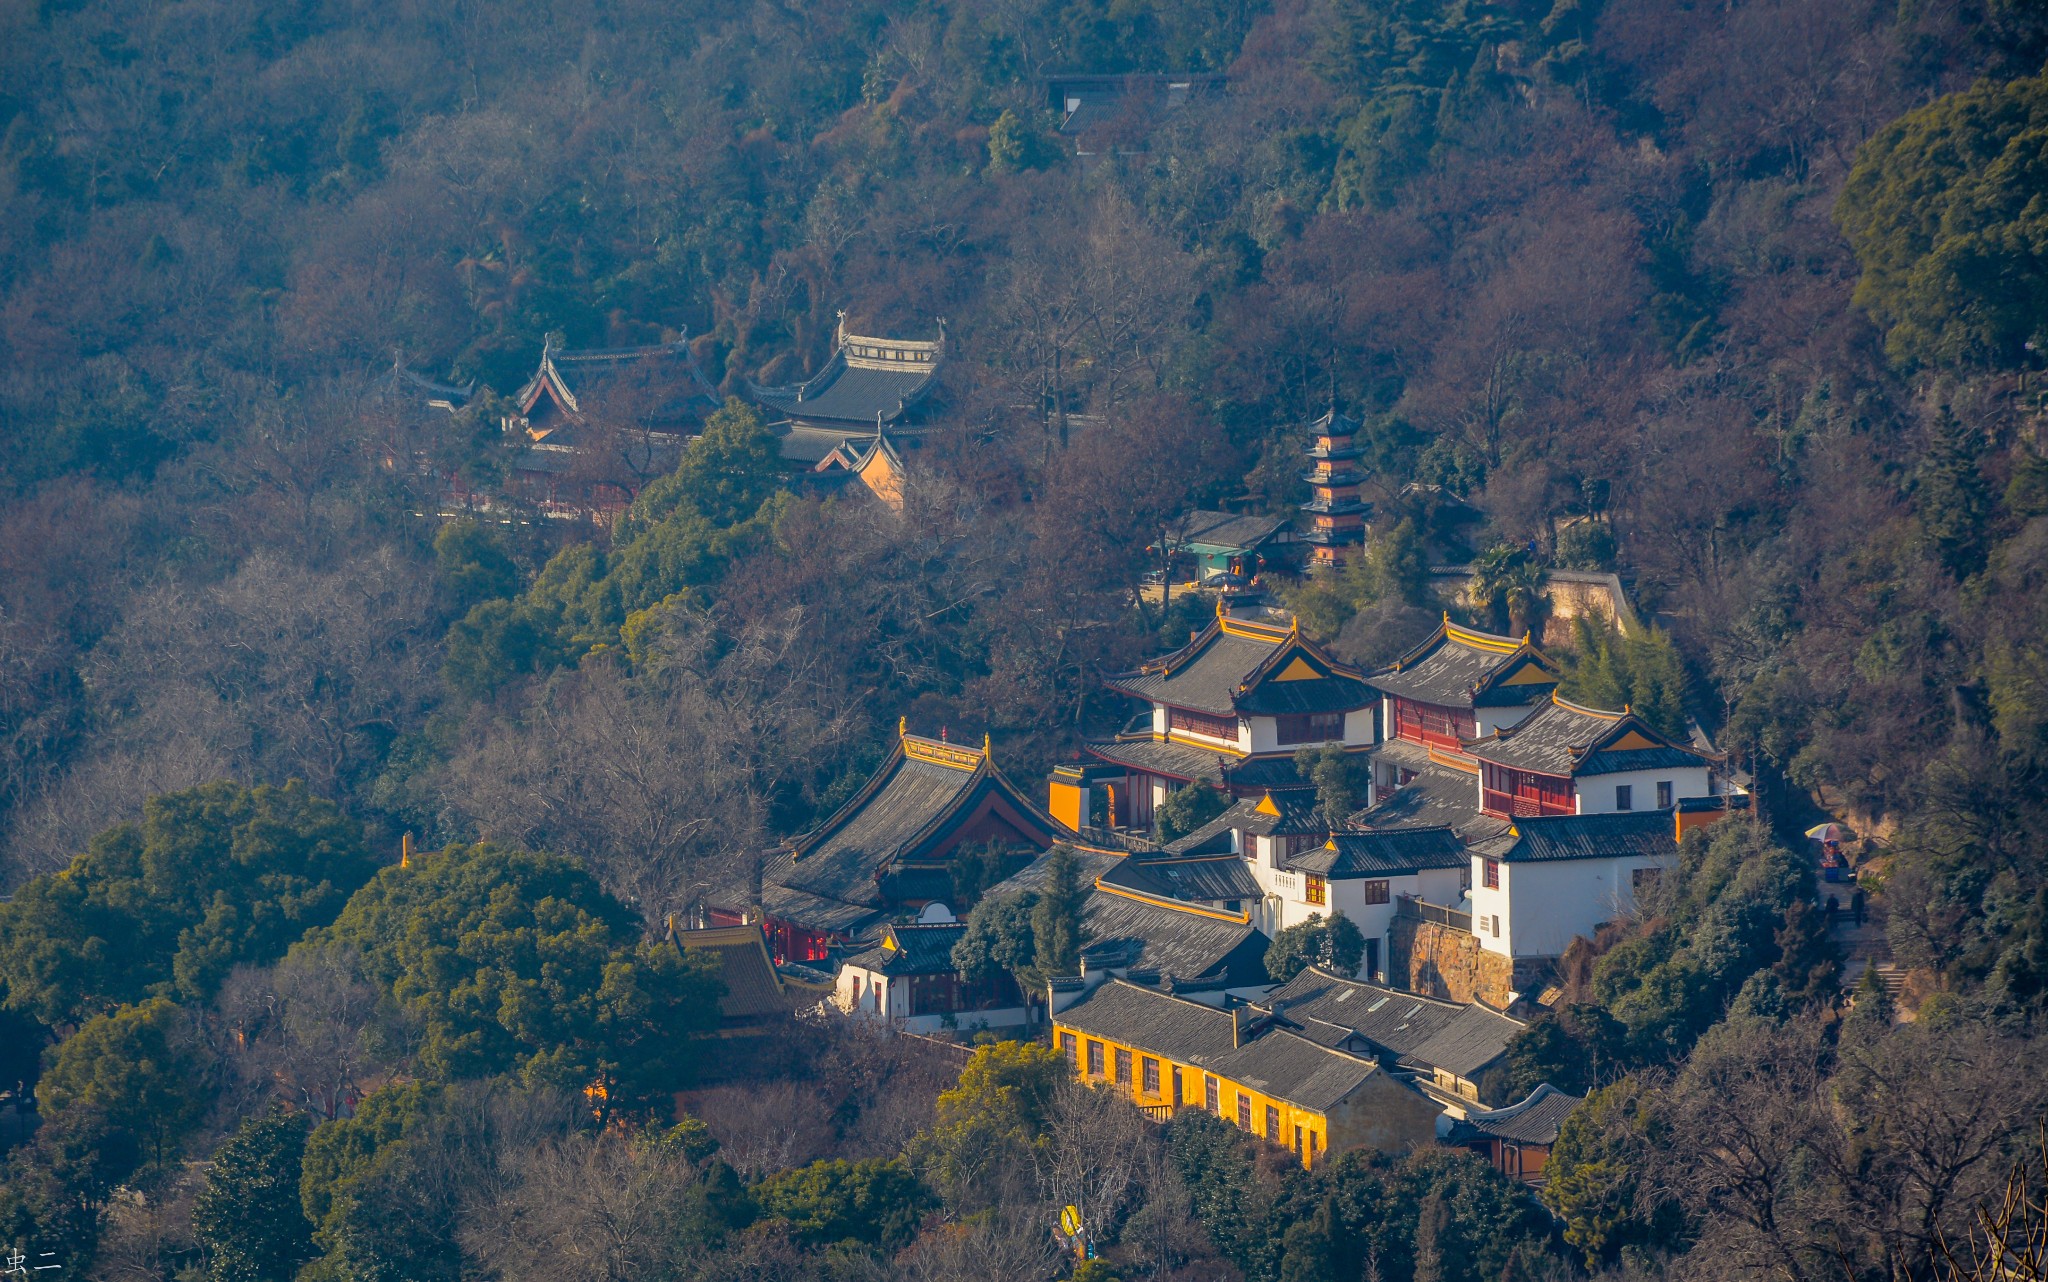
[1475,702,1543,736]
[1413,865,1468,905]
[1245,716,1281,754]
[1153,704,1169,734]
[1573,766,1713,814]
[1470,854,1675,958]
[1344,707,1376,747]
[1171,722,1246,753]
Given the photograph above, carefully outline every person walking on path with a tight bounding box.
[1851,888,1866,928]
[1826,894,1840,927]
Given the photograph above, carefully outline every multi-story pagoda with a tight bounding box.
[1301,408,1370,571]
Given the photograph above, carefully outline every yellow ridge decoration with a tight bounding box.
[903,736,985,771]
[1094,880,1253,925]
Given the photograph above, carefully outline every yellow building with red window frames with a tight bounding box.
[1050,978,1441,1168]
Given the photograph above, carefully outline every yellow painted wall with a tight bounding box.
[1048,779,1086,833]
[1054,1023,1350,1169]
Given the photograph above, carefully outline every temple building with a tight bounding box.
[809,428,907,512]
[1262,826,1473,982]
[1160,510,1291,582]
[1464,810,1689,962]
[832,912,1025,1033]
[749,315,944,464]
[1075,596,1378,831]
[501,338,720,518]
[1260,966,1523,1107]
[1463,694,1718,820]
[1301,409,1371,571]
[1047,964,1521,1167]
[663,920,799,1036]
[1051,978,1437,1168]
[1442,1083,1582,1182]
[710,724,1061,965]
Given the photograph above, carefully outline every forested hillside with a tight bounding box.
[4,0,2048,1275]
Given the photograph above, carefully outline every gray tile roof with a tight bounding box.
[1266,968,1521,1079]
[780,755,982,904]
[1578,747,1714,775]
[759,877,887,937]
[1368,620,1558,709]
[1235,670,1379,716]
[1465,698,1659,777]
[751,352,938,427]
[1353,742,1505,841]
[1499,810,1676,862]
[518,342,719,430]
[1108,631,1281,716]
[1449,1083,1582,1145]
[1056,981,1383,1115]
[1084,737,1237,785]
[1081,888,1270,986]
[1205,1028,1379,1113]
[1057,980,1237,1062]
[998,848,1270,987]
[848,921,969,976]
[1289,827,1467,877]
[672,925,788,1019]
[1108,855,1262,903]
[1175,510,1289,553]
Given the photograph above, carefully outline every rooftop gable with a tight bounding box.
[1369,617,1562,710]
[669,922,788,1019]
[512,339,717,432]
[1465,693,1715,778]
[777,727,1059,907]
[1107,610,1374,718]
[749,314,944,428]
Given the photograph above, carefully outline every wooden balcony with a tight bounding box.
[1481,788,1574,819]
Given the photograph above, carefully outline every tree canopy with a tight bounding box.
[303,842,722,1114]
[0,781,375,1025]
[1839,71,2048,368]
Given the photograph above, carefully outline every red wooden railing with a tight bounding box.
[1480,789,1575,819]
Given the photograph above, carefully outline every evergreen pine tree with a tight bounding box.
[1031,846,1089,981]
[194,1104,316,1282]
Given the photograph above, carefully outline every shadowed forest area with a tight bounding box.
[5,0,2048,1276]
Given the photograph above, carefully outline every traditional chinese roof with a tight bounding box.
[1206,1028,1381,1113]
[1001,848,1270,985]
[669,922,790,1020]
[1099,854,1262,904]
[1266,967,1522,1080]
[1495,809,1678,863]
[1464,693,1716,779]
[750,319,943,430]
[1369,618,1562,710]
[513,339,718,437]
[1171,510,1289,554]
[746,729,1059,935]
[1448,1083,1582,1145]
[1289,826,1468,878]
[1053,979,1382,1114]
[1084,736,1240,785]
[1105,611,1375,719]
[843,921,969,977]
[1351,741,1492,836]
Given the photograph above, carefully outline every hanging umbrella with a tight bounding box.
[1804,822,1842,843]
